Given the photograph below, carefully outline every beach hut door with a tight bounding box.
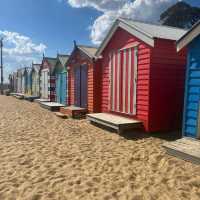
[110,47,138,115]
[61,73,67,105]
[74,67,81,107]
[74,65,88,108]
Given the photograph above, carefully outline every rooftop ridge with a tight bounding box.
[119,17,188,31]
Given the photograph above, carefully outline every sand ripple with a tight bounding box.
[0,96,199,200]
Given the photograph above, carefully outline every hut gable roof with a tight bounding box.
[57,54,70,67]
[42,57,57,74]
[96,17,187,56]
[177,20,200,51]
[77,45,98,59]
[32,64,41,73]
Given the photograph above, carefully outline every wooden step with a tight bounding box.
[163,137,200,165]
[40,102,64,112]
[34,98,50,103]
[60,106,87,119]
[87,113,142,134]
[54,112,68,119]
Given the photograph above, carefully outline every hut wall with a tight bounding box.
[149,39,187,132]
[183,36,200,138]
[100,27,151,131]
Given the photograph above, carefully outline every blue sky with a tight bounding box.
[0,0,200,81]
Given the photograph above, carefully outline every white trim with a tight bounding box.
[96,19,154,57]
[128,48,131,114]
[112,52,115,111]
[108,53,112,111]
[177,23,200,52]
[117,50,120,112]
[123,49,126,113]
[133,47,138,115]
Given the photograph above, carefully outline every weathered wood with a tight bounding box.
[24,95,40,102]
[60,106,87,119]
[163,137,200,165]
[87,113,142,133]
[34,99,50,103]
[40,102,64,112]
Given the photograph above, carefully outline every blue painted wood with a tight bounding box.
[80,65,88,108]
[56,74,61,103]
[61,72,67,105]
[183,36,200,138]
[74,67,81,107]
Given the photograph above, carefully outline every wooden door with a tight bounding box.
[110,47,138,115]
[61,72,67,105]
[80,65,88,108]
[74,67,81,107]
[56,74,61,103]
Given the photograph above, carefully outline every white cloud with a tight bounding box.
[0,30,47,82]
[67,0,181,44]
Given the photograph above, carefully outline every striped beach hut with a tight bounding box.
[40,56,57,101]
[54,54,69,105]
[31,63,41,97]
[90,18,187,132]
[177,21,200,138]
[67,42,101,114]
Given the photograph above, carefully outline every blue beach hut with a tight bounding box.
[54,54,69,105]
[177,21,200,138]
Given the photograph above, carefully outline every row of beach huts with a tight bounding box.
[8,18,200,163]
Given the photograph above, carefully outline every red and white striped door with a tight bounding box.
[109,47,138,115]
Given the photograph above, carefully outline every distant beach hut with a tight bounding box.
[17,68,23,94]
[8,74,14,92]
[177,20,200,138]
[40,56,57,101]
[66,42,101,114]
[31,63,41,97]
[88,18,187,132]
[12,72,18,93]
[26,67,32,95]
[21,68,28,94]
[54,54,69,105]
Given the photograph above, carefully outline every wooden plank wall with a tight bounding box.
[149,39,187,132]
[100,27,151,131]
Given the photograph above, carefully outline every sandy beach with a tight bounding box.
[0,96,199,200]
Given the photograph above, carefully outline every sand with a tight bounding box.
[0,96,200,200]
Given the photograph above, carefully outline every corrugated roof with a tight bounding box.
[96,18,188,57]
[57,54,69,67]
[77,45,98,58]
[120,18,187,41]
[177,20,200,51]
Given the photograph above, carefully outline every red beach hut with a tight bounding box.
[88,18,187,132]
[60,42,101,118]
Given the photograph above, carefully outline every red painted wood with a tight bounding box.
[99,27,187,132]
[67,48,101,113]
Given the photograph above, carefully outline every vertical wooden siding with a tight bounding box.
[68,49,100,113]
[183,36,200,138]
[100,27,151,131]
[150,39,187,132]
